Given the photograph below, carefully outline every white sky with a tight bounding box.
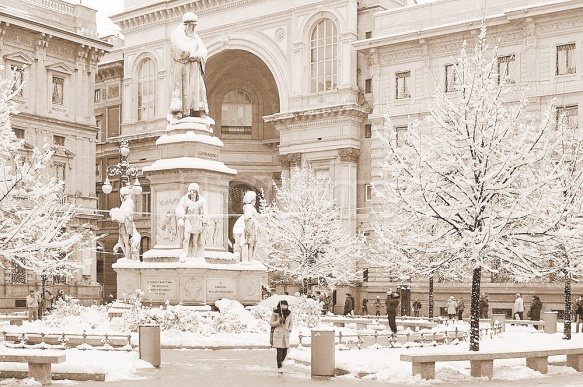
[64,0,124,37]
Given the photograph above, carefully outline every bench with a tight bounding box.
[3,332,131,348]
[401,347,583,379]
[0,349,65,385]
[321,317,376,330]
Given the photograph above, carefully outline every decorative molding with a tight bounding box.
[338,148,359,163]
[46,61,74,75]
[37,32,52,50]
[3,51,35,65]
[497,31,524,45]
[275,27,285,42]
[429,42,460,57]
[97,62,124,82]
[264,103,371,128]
[538,18,583,35]
[380,48,424,64]
[524,17,536,49]
[5,31,34,48]
[221,35,230,50]
[48,41,76,61]
[278,152,301,168]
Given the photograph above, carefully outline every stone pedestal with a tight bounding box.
[113,258,267,305]
[116,116,267,306]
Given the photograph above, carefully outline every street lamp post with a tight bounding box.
[102,139,142,195]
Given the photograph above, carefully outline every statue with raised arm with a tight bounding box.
[241,190,260,261]
[169,12,209,121]
[176,183,208,261]
[110,186,140,260]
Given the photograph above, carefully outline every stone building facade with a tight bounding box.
[96,0,582,314]
[0,0,111,308]
[354,0,583,316]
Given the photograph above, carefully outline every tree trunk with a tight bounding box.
[469,267,481,351]
[428,276,434,319]
[564,271,572,340]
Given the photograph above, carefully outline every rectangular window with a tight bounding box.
[11,262,26,284]
[13,127,25,139]
[497,55,515,84]
[52,76,64,105]
[365,184,373,201]
[54,162,66,182]
[395,126,408,147]
[365,79,372,94]
[364,124,372,139]
[395,71,411,99]
[557,43,576,75]
[141,190,151,216]
[10,65,24,97]
[556,105,578,130]
[365,31,372,39]
[53,135,65,146]
[445,64,456,92]
[94,89,101,103]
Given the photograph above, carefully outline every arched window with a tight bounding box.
[310,19,338,93]
[137,59,156,121]
[221,90,252,135]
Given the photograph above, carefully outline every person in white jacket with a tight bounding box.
[513,293,524,320]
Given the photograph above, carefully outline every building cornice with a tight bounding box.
[0,9,112,53]
[264,103,371,130]
[354,2,583,52]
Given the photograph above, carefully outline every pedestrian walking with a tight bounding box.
[374,296,382,317]
[529,295,543,330]
[344,293,355,316]
[446,296,457,321]
[26,290,39,322]
[361,297,369,316]
[412,298,422,317]
[479,293,489,318]
[513,293,524,320]
[574,295,583,333]
[269,300,293,373]
[385,289,400,334]
[456,296,465,320]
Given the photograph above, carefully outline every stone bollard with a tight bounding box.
[543,311,558,334]
[311,328,335,377]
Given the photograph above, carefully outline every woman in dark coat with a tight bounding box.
[269,300,293,373]
[530,295,543,329]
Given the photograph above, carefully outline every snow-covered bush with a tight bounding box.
[290,297,321,328]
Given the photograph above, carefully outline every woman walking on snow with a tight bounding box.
[270,300,293,373]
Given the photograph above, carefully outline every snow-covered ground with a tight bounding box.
[0,301,581,385]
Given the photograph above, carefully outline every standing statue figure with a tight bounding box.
[169,12,209,121]
[110,186,141,260]
[241,190,259,261]
[176,183,208,261]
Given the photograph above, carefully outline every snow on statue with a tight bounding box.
[110,185,140,260]
[176,183,208,261]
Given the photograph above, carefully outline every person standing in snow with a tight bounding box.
[385,289,400,334]
[374,296,382,316]
[446,296,457,321]
[529,295,543,330]
[344,293,355,316]
[412,298,422,317]
[512,293,524,320]
[269,300,293,373]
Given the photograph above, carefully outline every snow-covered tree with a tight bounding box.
[537,112,583,340]
[0,67,95,281]
[260,163,365,293]
[372,26,559,351]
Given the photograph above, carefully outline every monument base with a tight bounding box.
[112,257,267,306]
